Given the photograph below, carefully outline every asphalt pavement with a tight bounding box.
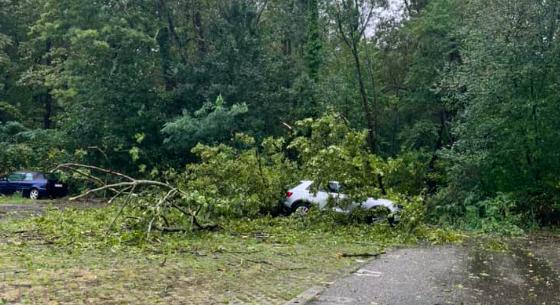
[310,237,560,305]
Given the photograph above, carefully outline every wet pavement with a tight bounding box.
[310,235,560,305]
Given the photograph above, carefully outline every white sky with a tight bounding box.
[366,0,407,37]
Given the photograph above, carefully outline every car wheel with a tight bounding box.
[292,202,311,216]
[368,207,391,225]
[388,215,398,227]
[29,188,40,200]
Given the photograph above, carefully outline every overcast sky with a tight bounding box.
[366,0,406,36]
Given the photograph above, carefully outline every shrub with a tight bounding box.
[176,134,297,220]
[0,123,72,175]
[288,114,387,203]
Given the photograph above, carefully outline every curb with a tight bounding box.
[282,250,391,305]
[282,286,325,305]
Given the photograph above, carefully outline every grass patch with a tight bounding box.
[0,194,58,205]
[0,194,35,205]
[0,205,464,304]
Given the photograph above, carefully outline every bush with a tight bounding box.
[385,151,432,196]
[430,190,525,235]
[0,123,73,175]
[288,114,388,203]
[176,134,297,220]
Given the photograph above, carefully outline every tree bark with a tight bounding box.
[426,110,448,194]
[403,0,413,16]
[43,92,52,129]
[156,0,180,90]
[363,38,379,153]
[350,44,377,152]
[42,39,53,129]
[193,10,207,56]
[334,1,378,152]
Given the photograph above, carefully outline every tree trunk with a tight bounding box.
[42,39,53,129]
[156,27,174,90]
[403,0,413,16]
[156,0,180,90]
[193,10,207,56]
[43,92,52,129]
[426,110,448,193]
[363,38,379,152]
[350,43,376,152]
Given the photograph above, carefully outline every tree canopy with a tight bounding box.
[1,0,559,227]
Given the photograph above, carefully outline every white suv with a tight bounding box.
[283,181,400,223]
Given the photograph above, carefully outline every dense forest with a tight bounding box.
[1,0,559,229]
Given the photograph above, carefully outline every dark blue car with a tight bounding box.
[0,171,68,199]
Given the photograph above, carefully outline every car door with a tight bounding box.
[307,183,330,209]
[0,176,9,194]
[326,181,345,210]
[4,173,24,194]
[19,173,35,193]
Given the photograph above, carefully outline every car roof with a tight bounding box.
[299,180,339,184]
[12,171,46,177]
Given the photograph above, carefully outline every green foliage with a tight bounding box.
[0,33,10,64]
[289,113,429,201]
[434,0,560,226]
[384,151,431,196]
[289,114,386,202]
[17,200,462,252]
[162,95,248,152]
[0,121,26,141]
[98,113,428,233]
[0,123,72,175]
[0,102,21,122]
[0,193,38,204]
[399,120,440,151]
[466,194,525,235]
[178,134,295,219]
[0,0,558,230]
[304,0,323,80]
[432,191,525,235]
[33,206,147,249]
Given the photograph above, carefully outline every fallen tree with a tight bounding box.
[52,163,216,232]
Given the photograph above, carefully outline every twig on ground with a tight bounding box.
[245,259,274,266]
[337,251,386,258]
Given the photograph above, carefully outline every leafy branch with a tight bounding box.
[52,163,215,232]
